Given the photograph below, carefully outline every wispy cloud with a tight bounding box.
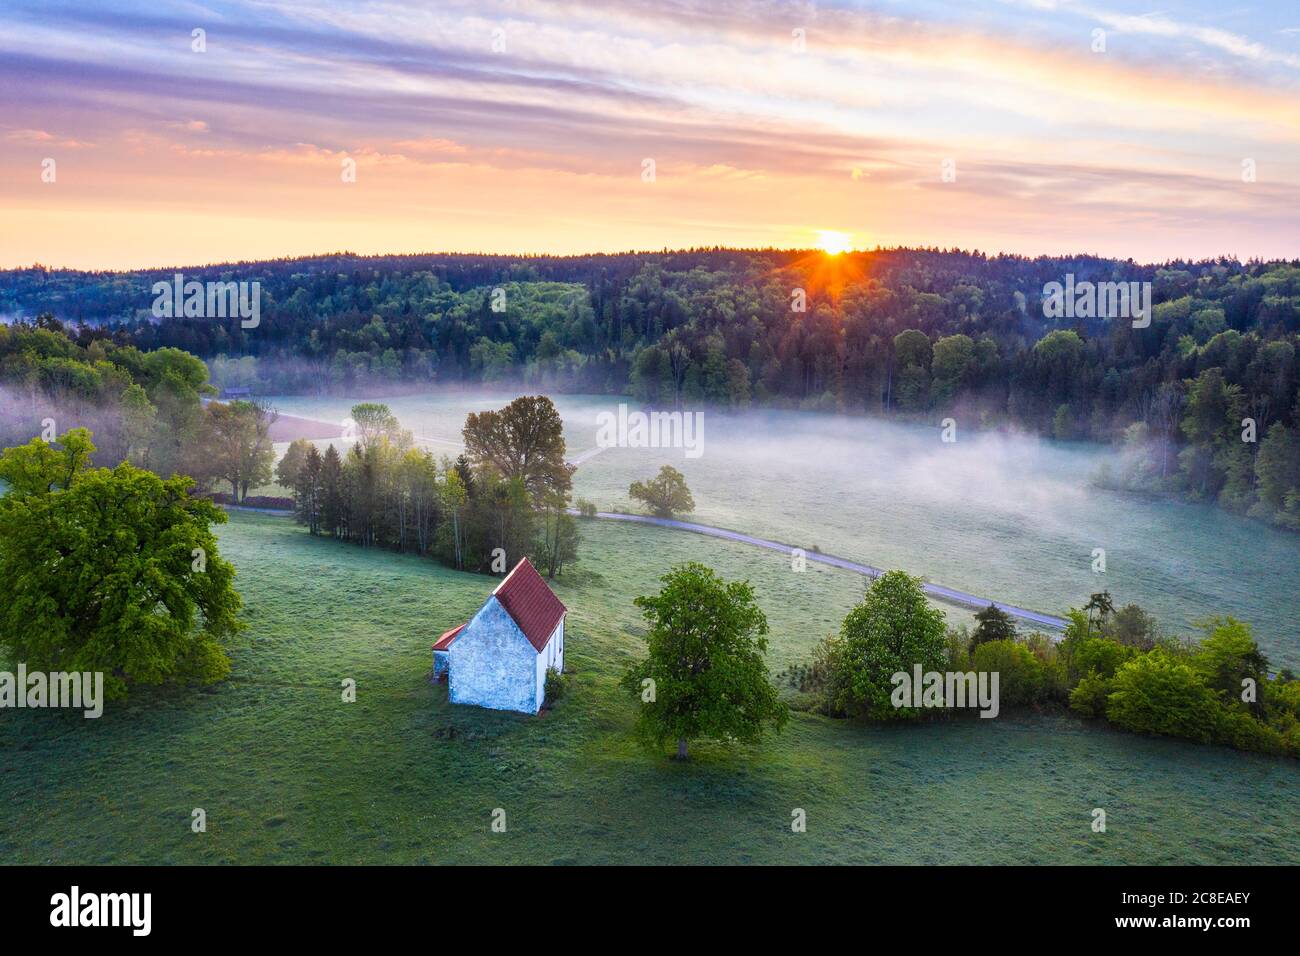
[0,0,1297,267]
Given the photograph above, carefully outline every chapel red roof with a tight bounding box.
[432,623,464,651]
[493,557,566,652]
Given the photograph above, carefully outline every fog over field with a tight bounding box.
[264,389,1300,670]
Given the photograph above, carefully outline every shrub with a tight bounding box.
[1192,618,1268,707]
[945,627,971,671]
[1215,706,1285,755]
[1069,671,1111,718]
[543,667,569,707]
[1026,633,1070,702]
[1105,651,1220,743]
[781,634,839,694]
[575,498,597,518]
[1266,677,1300,718]
[1099,603,1159,649]
[971,640,1044,708]
[1067,636,1137,680]
[1282,722,1300,759]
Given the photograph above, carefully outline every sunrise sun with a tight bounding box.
[817,230,852,255]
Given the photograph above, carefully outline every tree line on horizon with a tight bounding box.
[3,247,1299,528]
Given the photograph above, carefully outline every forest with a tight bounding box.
[2,247,1299,528]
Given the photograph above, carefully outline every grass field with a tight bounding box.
[261,391,1300,669]
[3,510,1297,864]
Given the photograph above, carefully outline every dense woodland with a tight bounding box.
[3,248,1300,528]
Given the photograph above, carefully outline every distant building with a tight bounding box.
[219,386,253,400]
[433,558,566,715]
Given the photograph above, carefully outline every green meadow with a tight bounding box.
[264,392,1300,669]
[2,510,1296,865]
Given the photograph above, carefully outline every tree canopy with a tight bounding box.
[5,249,1300,531]
[628,464,695,518]
[462,395,573,501]
[620,562,787,759]
[0,430,242,699]
[826,570,949,720]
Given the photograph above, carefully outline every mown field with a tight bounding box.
[2,511,1297,864]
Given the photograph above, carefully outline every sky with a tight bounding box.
[1,0,1298,269]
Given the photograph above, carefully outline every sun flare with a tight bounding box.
[817,230,852,255]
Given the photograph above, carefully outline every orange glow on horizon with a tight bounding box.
[817,230,853,255]
[783,245,868,302]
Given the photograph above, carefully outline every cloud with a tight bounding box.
[3,128,93,148]
[0,0,1297,266]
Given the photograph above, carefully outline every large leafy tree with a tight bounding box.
[0,430,242,699]
[830,570,948,720]
[139,347,211,478]
[200,399,277,501]
[620,562,787,759]
[462,395,573,500]
[628,464,695,518]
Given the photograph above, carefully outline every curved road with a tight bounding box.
[575,510,1068,631]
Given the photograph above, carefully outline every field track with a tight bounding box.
[574,510,1069,630]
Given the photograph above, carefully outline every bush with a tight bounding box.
[1215,706,1286,755]
[780,634,839,694]
[1026,633,1070,702]
[971,640,1045,708]
[1282,722,1300,759]
[1266,677,1300,718]
[945,628,971,671]
[1100,603,1159,649]
[1105,651,1221,743]
[1069,671,1111,718]
[543,667,569,707]
[575,498,597,518]
[1067,636,1137,680]
[1192,618,1268,706]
